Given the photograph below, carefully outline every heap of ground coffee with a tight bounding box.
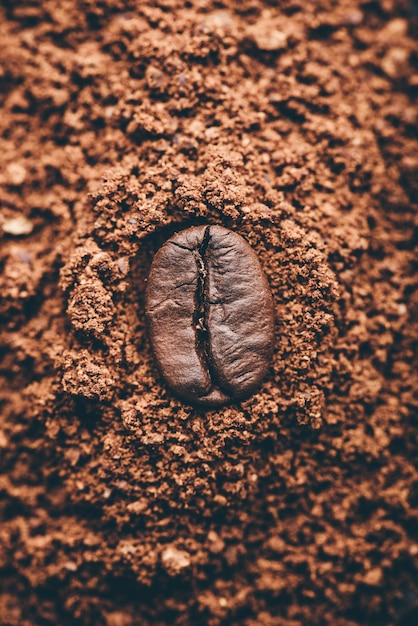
[0,1,417,625]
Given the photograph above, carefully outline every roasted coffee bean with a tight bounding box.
[145,225,274,407]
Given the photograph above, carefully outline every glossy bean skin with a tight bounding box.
[145,225,274,407]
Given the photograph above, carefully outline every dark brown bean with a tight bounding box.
[145,225,274,407]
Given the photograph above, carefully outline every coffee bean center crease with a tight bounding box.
[190,226,213,380]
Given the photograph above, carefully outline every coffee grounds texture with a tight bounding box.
[0,1,417,625]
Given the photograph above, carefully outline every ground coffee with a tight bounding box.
[0,1,417,625]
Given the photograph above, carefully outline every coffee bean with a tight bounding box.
[145,225,274,407]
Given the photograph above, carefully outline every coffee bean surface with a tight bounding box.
[145,225,274,407]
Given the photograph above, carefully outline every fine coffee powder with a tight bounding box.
[145,225,274,406]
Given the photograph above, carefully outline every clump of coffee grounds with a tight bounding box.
[0,1,417,624]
